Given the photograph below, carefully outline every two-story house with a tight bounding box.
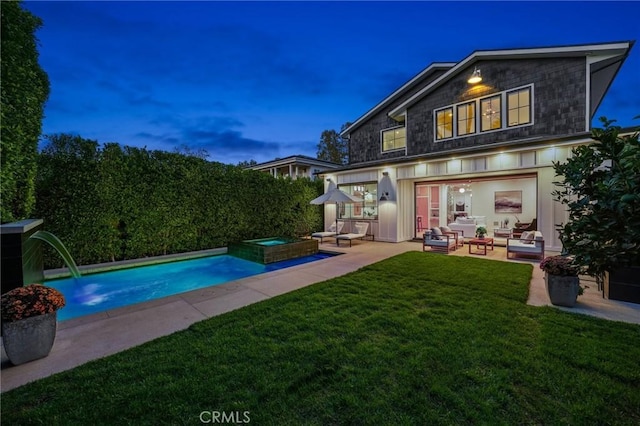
[322,41,634,251]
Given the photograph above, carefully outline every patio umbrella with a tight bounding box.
[310,187,363,233]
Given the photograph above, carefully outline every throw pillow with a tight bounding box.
[524,232,536,244]
[520,231,531,241]
[430,227,442,240]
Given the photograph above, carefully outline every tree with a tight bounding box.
[237,159,257,168]
[1,0,50,223]
[317,122,350,165]
[552,117,640,287]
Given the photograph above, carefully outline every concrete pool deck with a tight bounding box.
[2,241,639,392]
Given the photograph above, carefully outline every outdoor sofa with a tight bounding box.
[506,230,545,260]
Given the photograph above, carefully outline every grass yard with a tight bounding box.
[3,252,640,425]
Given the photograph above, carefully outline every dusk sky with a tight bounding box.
[24,1,640,165]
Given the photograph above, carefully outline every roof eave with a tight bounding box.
[388,41,634,119]
[339,62,456,137]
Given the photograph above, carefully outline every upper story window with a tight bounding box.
[507,87,531,127]
[381,126,406,152]
[480,95,502,132]
[457,102,475,136]
[435,107,453,140]
[433,84,533,142]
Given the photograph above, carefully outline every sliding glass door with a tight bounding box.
[415,183,440,238]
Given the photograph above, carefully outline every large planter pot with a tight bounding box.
[1,311,57,365]
[545,273,581,307]
[604,267,640,304]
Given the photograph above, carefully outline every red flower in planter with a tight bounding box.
[540,255,581,277]
[1,284,66,322]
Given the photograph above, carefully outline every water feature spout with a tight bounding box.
[29,231,81,278]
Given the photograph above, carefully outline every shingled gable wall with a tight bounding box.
[348,69,448,164]
[348,56,587,164]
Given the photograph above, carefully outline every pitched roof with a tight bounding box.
[339,62,455,137]
[341,41,634,136]
[248,155,341,170]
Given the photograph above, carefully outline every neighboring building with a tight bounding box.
[248,155,341,180]
[320,41,634,251]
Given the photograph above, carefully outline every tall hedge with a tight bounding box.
[35,134,323,268]
[1,0,50,222]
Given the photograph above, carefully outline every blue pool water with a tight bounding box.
[48,253,334,321]
[255,239,287,246]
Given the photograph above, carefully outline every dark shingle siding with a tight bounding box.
[349,57,587,164]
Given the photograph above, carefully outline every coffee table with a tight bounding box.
[468,237,494,255]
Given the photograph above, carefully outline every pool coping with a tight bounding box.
[44,248,227,280]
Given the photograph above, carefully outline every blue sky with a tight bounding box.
[24,1,640,165]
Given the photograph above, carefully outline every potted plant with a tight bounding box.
[475,226,487,239]
[1,284,66,365]
[552,117,640,302]
[540,255,583,307]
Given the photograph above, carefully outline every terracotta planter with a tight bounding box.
[545,273,580,307]
[2,311,57,365]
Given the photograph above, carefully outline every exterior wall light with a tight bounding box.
[467,67,482,84]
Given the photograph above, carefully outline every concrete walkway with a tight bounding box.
[2,241,638,392]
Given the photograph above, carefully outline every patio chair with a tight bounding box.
[311,221,344,243]
[423,230,457,254]
[336,222,370,247]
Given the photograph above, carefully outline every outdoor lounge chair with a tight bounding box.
[311,221,344,243]
[336,222,369,247]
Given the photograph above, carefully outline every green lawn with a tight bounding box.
[3,252,640,425]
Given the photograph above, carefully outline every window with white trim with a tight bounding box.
[457,102,475,136]
[507,87,531,126]
[338,182,378,219]
[381,126,406,152]
[480,95,502,132]
[433,84,534,141]
[435,107,453,140]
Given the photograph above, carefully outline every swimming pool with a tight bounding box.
[48,252,334,321]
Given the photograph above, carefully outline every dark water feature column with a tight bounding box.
[1,219,44,294]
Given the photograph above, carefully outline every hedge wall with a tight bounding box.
[34,134,323,269]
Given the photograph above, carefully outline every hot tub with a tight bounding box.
[227,237,319,264]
